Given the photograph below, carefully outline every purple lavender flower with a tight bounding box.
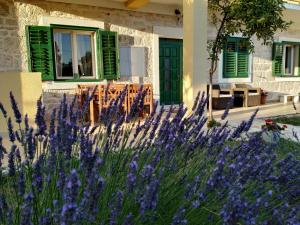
[18,169,25,196]
[244,108,259,131]
[110,190,123,225]
[171,207,188,225]
[10,92,22,124]
[8,145,17,176]
[122,213,133,225]
[39,208,52,225]
[0,102,7,118]
[20,192,34,225]
[7,117,15,142]
[221,97,234,120]
[0,136,7,167]
[127,158,138,191]
[61,169,81,224]
[32,156,44,193]
[35,97,47,136]
[26,127,35,160]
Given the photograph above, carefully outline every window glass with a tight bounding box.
[77,34,93,77]
[285,45,293,75]
[54,32,73,77]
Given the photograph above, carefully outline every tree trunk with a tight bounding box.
[208,73,213,121]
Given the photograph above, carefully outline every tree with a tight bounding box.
[207,0,291,121]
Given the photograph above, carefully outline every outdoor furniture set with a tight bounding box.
[211,84,261,110]
[77,83,154,124]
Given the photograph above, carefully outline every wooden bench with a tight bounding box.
[280,94,299,104]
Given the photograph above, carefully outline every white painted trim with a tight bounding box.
[153,26,183,39]
[275,36,300,43]
[152,26,183,103]
[217,50,253,84]
[42,81,100,90]
[42,80,132,90]
[275,77,300,81]
[39,16,104,29]
[284,3,300,11]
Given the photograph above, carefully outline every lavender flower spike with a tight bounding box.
[0,102,7,118]
[9,91,22,124]
[7,118,15,143]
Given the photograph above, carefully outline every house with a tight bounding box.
[0,0,300,118]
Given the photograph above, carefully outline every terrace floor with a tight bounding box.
[213,101,300,141]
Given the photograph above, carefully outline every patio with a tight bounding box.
[213,101,300,140]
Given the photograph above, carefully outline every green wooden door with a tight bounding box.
[159,38,183,105]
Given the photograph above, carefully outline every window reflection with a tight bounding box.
[285,46,293,75]
[77,34,93,77]
[54,32,73,77]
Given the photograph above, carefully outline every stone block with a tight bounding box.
[5,18,18,26]
[0,30,8,36]
[0,1,10,17]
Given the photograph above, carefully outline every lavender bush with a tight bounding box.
[0,89,299,225]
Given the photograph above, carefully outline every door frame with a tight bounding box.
[153,26,183,106]
[159,38,183,105]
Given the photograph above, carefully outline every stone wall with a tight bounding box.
[0,0,21,71]
[251,34,300,102]
[0,0,180,113]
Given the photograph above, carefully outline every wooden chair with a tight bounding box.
[77,84,99,124]
[128,84,153,116]
[98,84,128,115]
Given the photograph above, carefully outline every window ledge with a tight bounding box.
[218,77,252,84]
[275,76,300,82]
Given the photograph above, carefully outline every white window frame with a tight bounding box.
[282,44,294,76]
[53,29,97,80]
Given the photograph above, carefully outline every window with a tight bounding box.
[26,25,120,82]
[53,30,96,79]
[273,42,300,77]
[223,37,250,78]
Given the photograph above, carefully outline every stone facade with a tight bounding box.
[0,0,300,112]
[0,0,21,71]
[0,0,180,112]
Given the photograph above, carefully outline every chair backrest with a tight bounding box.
[98,84,127,109]
[220,83,233,89]
[212,84,220,90]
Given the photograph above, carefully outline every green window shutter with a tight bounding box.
[26,26,55,81]
[98,30,120,80]
[272,43,283,77]
[223,40,237,78]
[237,40,249,78]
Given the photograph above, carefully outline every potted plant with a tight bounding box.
[261,119,287,143]
[261,90,268,105]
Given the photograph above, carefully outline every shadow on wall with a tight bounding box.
[0,72,42,133]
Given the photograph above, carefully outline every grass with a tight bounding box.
[274,114,300,126]
[276,138,300,159]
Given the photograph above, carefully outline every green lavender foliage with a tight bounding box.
[0,90,299,225]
